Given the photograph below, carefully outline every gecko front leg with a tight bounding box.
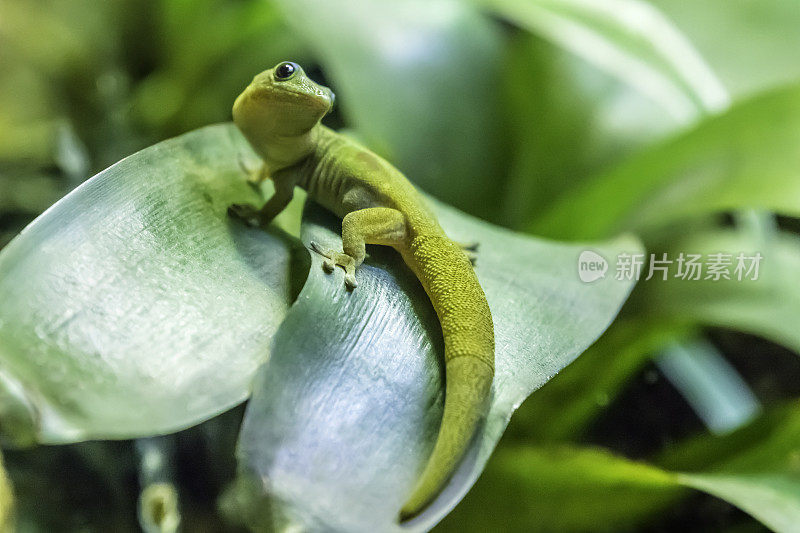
[228,171,295,228]
[310,207,406,289]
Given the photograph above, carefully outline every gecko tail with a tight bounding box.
[398,355,493,522]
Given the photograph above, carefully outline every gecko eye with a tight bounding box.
[274,62,298,81]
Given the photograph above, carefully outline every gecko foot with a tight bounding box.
[309,241,358,289]
[228,203,261,227]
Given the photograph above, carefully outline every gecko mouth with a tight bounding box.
[254,83,333,107]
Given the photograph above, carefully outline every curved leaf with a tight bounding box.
[238,200,641,531]
[0,124,304,443]
[533,84,800,240]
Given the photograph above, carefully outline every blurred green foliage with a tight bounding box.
[1,0,800,531]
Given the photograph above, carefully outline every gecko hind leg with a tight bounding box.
[309,207,407,290]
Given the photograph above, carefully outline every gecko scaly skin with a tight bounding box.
[229,61,495,522]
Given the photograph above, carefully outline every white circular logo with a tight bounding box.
[578,250,608,283]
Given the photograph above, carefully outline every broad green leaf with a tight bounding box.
[439,443,800,533]
[0,124,303,443]
[649,0,800,98]
[271,0,505,217]
[479,0,728,122]
[533,84,800,240]
[642,229,800,354]
[238,200,641,531]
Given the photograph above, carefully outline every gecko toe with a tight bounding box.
[309,241,331,258]
[309,244,359,286]
[228,204,259,226]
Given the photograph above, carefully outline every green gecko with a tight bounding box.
[228,61,494,522]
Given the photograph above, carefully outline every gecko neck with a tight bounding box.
[244,124,324,172]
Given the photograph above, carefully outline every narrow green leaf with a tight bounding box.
[533,85,800,240]
[497,32,680,228]
[679,473,800,533]
[657,401,800,475]
[448,403,800,533]
[661,401,800,533]
[437,446,684,532]
[0,124,303,443]
[479,0,728,121]
[271,0,505,217]
[440,442,800,533]
[238,200,641,531]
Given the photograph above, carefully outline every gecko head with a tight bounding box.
[233,61,335,138]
